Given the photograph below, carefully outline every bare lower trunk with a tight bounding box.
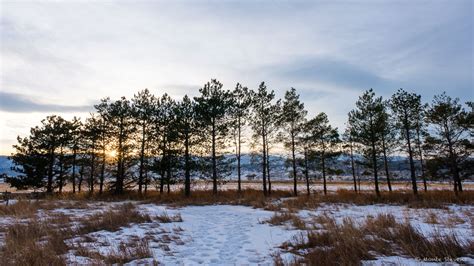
[291,133,297,196]
[304,148,310,195]
[212,120,217,195]
[184,131,191,197]
[405,126,418,195]
[138,124,146,193]
[237,117,242,193]
[381,137,392,192]
[262,125,267,196]
[349,141,357,193]
[266,144,271,195]
[371,140,380,197]
[416,127,427,192]
[322,151,327,195]
[72,150,77,194]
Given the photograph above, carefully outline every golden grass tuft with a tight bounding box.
[282,213,473,265]
[77,203,152,234]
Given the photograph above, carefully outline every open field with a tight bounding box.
[1,180,473,193]
[0,189,473,265]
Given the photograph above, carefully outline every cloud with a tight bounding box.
[0,91,92,113]
[269,57,396,91]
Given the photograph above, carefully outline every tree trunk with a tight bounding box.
[72,149,77,193]
[322,149,327,195]
[99,149,105,194]
[184,130,191,197]
[47,148,55,193]
[160,136,166,194]
[167,142,171,194]
[370,124,380,197]
[58,147,64,193]
[144,170,148,194]
[304,148,310,195]
[416,126,427,192]
[78,164,84,193]
[237,116,242,193]
[115,117,124,194]
[212,119,217,195]
[381,136,392,192]
[138,123,146,193]
[262,124,267,196]
[266,144,271,195]
[349,140,357,193]
[291,132,297,196]
[446,129,462,194]
[90,142,96,193]
[405,126,418,195]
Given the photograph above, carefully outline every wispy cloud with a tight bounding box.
[269,57,396,91]
[0,91,92,113]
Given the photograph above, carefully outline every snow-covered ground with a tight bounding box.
[1,200,473,265]
[62,204,299,265]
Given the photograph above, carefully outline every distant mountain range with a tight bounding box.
[0,156,16,178]
[0,154,416,182]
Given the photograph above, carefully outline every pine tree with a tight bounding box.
[349,89,385,197]
[390,89,422,195]
[194,79,233,195]
[413,102,428,192]
[230,83,253,193]
[8,115,71,192]
[153,93,177,193]
[299,119,313,195]
[175,95,198,197]
[83,115,102,193]
[306,113,339,195]
[132,89,157,193]
[380,101,396,192]
[8,134,49,190]
[67,117,82,194]
[280,88,307,196]
[424,93,471,193]
[97,97,136,194]
[250,82,280,196]
[342,123,358,192]
[93,100,112,194]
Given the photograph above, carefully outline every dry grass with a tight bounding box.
[281,189,474,210]
[74,239,154,264]
[15,189,473,211]
[0,202,155,265]
[424,211,439,224]
[77,203,152,234]
[0,199,90,219]
[0,218,72,266]
[40,189,295,209]
[265,211,307,229]
[0,200,44,218]
[103,239,153,264]
[281,214,473,265]
[155,211,183,223]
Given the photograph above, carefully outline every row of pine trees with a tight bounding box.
[6,80,473,196]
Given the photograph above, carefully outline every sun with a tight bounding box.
[107,149,117,158]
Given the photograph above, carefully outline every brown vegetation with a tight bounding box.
[155,211,183,223]
[77,203,151,234]
[74,239,154,264]
[265,211,307,229]
[0,203,155,265]
[281,214,474,265]
[280,189,474,210]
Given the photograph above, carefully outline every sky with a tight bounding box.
[0,0,473,155]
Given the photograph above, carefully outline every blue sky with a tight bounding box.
[0,0,473,154]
